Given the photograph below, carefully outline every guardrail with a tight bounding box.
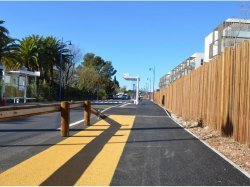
[0,100,103,137]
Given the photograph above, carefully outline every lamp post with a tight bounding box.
[147,77,151,100]
[149,66,155,101]
[0,61,4,101]
[58,39,72,101]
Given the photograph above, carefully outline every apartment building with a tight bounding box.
[159,53,204,89]
[204,18,250,62]
[159,18,250,89]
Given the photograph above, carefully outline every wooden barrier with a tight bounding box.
[61,101,70,137]
[0,103,61,121]
[84,100,91,126]
[154,40,250,147]
[0,100,104,137]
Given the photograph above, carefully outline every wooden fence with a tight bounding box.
[0,101,103,137]
[154,40,250,147]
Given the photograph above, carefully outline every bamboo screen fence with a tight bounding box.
[154,41,250,146]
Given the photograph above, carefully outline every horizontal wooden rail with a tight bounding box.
[0,103,61,121]
[0,100,104,137]
[0,103,60,112]
[69,102,84,109]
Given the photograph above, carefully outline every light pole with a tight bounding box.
[0,61,5,102]
[149,66,155,101]
[58,39,72,101]
[147,77,151,100]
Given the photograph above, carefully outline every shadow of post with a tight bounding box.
[162,95,165,106]
[221,113,233,137]
[40,114,121,186]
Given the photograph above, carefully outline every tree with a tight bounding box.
[113,75,119,88]
[77,53,118,99]
[0,20,19,70]
[119,86,127,93]
[16,35,41,71]
[77,66,101,92]
[82,53,117,78]
[38,36,61,86]
[63,44,82,91]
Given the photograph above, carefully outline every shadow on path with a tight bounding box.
[40,115,121,186]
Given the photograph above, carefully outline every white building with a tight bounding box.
[159,72,171,89]
[204,18,250,62]
[159,53,204,88]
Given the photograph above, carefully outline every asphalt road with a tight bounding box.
[107,100,250,186]
[0,99,249,185]
[0,103,120,173]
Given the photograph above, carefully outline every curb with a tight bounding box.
[158,104,250,180]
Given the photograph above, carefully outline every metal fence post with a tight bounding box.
[84,100,91,126]
[61,101,69,137]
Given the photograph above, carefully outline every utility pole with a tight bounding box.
[147,77,151,100]
[0,61,5,102]
[149,67,155,101]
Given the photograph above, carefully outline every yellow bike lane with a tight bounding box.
[0,115,135,186]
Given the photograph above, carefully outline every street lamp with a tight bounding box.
[147,77,151,100]
[58,39,72,101]
[0,61,5,101]
[149,66,155,101]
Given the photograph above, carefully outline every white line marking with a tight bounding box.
[158,104,250,179]
[57,104,121,130]
[136,115,169,118]
[101,104,121,113]
[119,103,129,107]
[69,119,85,127]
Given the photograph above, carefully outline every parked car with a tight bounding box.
[122,94,129,100]
[117,94,123,99]
[114,92,122,100]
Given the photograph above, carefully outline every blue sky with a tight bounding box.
[0,1,245,90]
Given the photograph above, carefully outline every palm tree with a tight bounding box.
[16,35,41,71]
[39,36,61,86]
[0,20,19,70]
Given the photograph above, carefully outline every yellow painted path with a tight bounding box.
[0,115,135,186]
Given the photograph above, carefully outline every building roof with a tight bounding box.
[225,18,250,24]
[8,70,40,77]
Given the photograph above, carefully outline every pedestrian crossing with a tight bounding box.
[91,100,133,104]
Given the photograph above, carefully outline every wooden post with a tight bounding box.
[84,100,91,126]
[61,101,69,137]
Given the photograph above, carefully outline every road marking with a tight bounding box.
[101,104,121,113]
[158,104,250,179]
[69,120,84,127]
[119,103,129,107]
[75,115,135,186]
[0,121,109,185]
[57,104,121,129]
[0,115,135,186]
[136,115,169,118]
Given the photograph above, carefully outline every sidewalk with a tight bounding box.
[109,100,250,185]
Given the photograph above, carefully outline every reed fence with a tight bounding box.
[154,40,250,147]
